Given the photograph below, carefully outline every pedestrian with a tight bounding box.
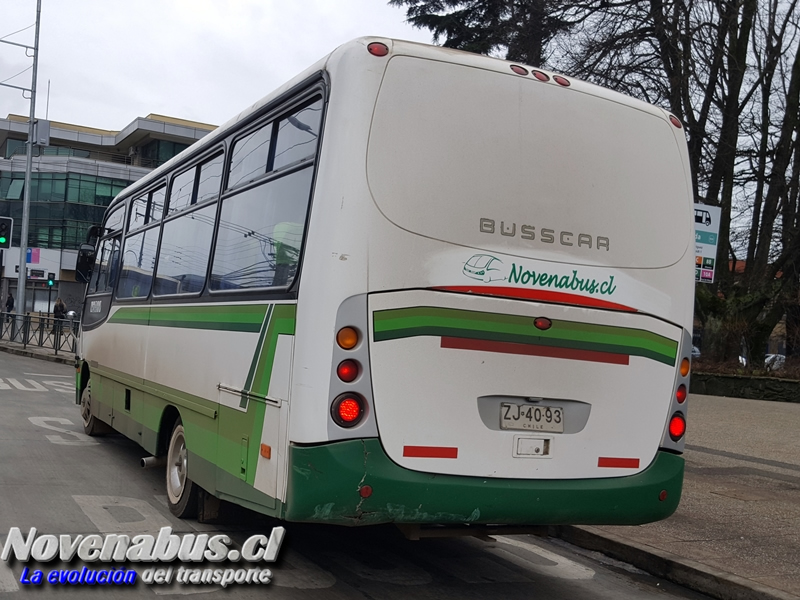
[4,293,13,323]
[52,297,66,334]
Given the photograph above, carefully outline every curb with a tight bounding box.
[552,525,800,600]
[0,343,73,365]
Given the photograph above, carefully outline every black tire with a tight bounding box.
[166,419,198,518]
[79,380,111,436]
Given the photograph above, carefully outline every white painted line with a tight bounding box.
[491,536,595,580]
[23,373,72,377]
[28,417,98,445]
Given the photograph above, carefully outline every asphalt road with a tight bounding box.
[0,351,713,599]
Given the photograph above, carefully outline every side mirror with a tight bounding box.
[75,243,96,284]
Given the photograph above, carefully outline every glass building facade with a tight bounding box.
[0,171,133,250]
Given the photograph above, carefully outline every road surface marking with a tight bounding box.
[28,417,98,445]
[491,536,595,580]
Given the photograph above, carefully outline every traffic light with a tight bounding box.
[0,216,12,249]
[47,277,54,287]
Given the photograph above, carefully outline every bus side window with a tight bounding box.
[88,237,121,295]
[228,123,273,190]
[117,228,160,299]
[154,203,216,296]
[210,166,313,291]
[273,97,323,171]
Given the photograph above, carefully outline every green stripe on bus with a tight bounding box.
[109,304,269,332]
[373,306,678,366]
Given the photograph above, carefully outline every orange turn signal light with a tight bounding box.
[337,327,359,350]
[680,358,690,377]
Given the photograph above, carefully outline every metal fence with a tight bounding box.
[0,312,79,355]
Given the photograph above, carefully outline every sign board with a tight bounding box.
[694,204,721,283]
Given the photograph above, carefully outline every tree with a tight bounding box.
[388,0,575,66]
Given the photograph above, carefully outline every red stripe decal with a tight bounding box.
[441,336,630,365]
[434,286,637,312]
[598,457,640,468]
[403,445,458,459]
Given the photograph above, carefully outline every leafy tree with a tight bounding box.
[388,0,574,66]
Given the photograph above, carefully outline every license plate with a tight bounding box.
[500,403,564,433]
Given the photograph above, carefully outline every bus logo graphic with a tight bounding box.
[695,209,712,226]
[463,254,506,283]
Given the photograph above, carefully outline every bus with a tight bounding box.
[74,37,695,529]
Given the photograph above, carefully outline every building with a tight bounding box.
[0,113,215,315]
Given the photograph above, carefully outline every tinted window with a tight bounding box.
[196,154,224,204]
[105,206,125,233]
[228,124,273,189]
[273,98,323,170]
[88,237,121,294]
[168,168,196,215]
[129,195,149,230]
[118,228,160,298]
[211,166,313,290]
[150,186,166,222]
[154,204,216,295]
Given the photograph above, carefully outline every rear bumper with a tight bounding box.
[285,439,683,526]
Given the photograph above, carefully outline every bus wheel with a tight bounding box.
[166,419,198,518]
[80,380,110,436]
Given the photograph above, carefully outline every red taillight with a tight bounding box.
[332,394,365,427]
[553,75,570,87]
[367,42,389,57]
[532,70,549,82]
[669,413,686,441]
[676,384,687,403]
[510,65,528,76]
[669,115,683,128]
[359,485,373,498]
[534,317,552,331]
[337,360,359,383]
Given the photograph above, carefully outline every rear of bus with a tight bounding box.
[285,40,694,526]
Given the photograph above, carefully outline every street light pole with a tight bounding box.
[16,0,42,315]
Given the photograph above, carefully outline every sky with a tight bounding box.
[0,0,434,131]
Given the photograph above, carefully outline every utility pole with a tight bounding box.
[0,0,42,316]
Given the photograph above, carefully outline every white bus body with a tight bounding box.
[76,38,694,526]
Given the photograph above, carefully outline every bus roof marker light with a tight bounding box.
[553,75,571,87]
[669,413,686,441]
[659,490,668,502]
[367,42,389,57]
[669,115,683,129]
[510,65,528,76]
[532,70,550,82]
[337,327,359,350]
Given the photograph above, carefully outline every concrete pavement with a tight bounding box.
[555,394,800,600]
[1,340,798,600]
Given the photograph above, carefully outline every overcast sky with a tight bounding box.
[0,0,433,131]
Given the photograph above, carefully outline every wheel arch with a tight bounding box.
[157,405,182,458]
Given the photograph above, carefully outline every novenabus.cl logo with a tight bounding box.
[463,254,506,283]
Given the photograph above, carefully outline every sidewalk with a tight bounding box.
[0,336,73,365]
[1,340,798,600]
[554,393,800,600]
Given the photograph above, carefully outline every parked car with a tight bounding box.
[765,354,785,371]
